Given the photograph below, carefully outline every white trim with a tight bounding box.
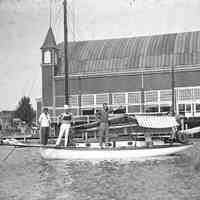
[94,94,96,106]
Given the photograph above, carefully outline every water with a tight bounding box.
[1,141,200,200]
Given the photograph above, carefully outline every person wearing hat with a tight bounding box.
[56,104,72,147]
[39,108,51,145]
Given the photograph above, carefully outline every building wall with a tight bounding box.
[42,65,53,106]
[54,70,200,96]
[37,69,199,117]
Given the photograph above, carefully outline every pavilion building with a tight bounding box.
[37,27,200,122]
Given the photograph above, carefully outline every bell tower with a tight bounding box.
[40,27,57,118]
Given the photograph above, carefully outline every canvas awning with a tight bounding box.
[135,115,179,129]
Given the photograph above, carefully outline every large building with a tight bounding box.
[37,27,200,121]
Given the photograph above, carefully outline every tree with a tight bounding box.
[15,96,36,125]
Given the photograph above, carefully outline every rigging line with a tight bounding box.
[53,1,77,42]
[53,0,62,26]
[49,0,53,27]
[21,78,30,97]
[1,147,16,162]
[67,3,76,41]
[52,0,58,29]
[55,12,63,39]
[27,70,40,97]
[67,4,98,42]
[53,6,63,30]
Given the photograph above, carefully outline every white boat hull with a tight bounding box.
[39,144,192,161]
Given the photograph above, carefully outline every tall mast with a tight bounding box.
[64,0,69,105]
[171,64,175,116]
[141,70,145,113]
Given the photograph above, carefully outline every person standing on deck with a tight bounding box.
[39,108,51,145]
[96,103,110,148]
[56,105,72,147]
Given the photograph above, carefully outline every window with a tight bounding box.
[112,93,126,105]
[54,52,58,64]
[196,104,200,113]
[193,88,200,100]
[113,106,126,114]
[69,95,78,107]
[128,92,141,104]
[96,93,109,105]
[82,94,94,106]
[128,105,140,113]
[145,105,159,113]
[160,105,171,113]
[82,108,95,115]
[186,104,191,113]
[160,90,172,102]
[178,88,192,101]
[145,91,158,103]
[178,104,185,115]
[44,50,51,64]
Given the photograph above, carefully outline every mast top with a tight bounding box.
[64,0,69,105]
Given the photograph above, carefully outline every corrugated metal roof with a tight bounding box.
[56,30,200,75]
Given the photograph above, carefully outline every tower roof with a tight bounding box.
[41,27,57,49]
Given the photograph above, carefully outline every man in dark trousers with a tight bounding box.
[39,108,51,145]
[96,103,110,148]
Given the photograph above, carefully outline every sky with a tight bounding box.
[1,0,200,111]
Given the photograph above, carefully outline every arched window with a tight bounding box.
[44,50,51,64]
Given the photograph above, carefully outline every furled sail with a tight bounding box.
[135,115,179,129]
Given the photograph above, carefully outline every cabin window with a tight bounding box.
[82,108,95,115]
[113,106,126,114]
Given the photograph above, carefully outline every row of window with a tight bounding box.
[63,87,200,107]
[52,103,200,117]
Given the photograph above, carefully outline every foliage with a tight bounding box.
[14,96,35,125]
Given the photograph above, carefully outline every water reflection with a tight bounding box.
[0,142,200,200]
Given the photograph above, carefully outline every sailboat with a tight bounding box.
[1,0,193,161]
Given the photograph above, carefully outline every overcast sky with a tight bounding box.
[1,0,200,111]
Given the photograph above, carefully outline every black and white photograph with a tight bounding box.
[1,0,200,199]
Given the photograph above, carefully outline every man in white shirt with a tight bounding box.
[39,108,51,145]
